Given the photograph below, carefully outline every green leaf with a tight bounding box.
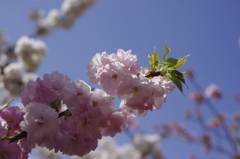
[163,43,171,62]
[146,43,189,94]
[166,72,183,93]
[148,54,153,70]
[171,70,188,87]
[50,98,62,112]
[171,54,190,70]
[153,49,159,62]
[171,70,184,79]
[163,58,178,68]
[0,99,14,111]
[167,58,178,65]
[160,68,168,77]
[148,48,160,71]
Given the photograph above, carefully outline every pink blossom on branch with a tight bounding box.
[205,83,222,100]
[0,140,21,159]
[0,47,179,158]
[100,109,129,137]
[0,106,24,130]
[189,90,205,104]
[63,79,92,107]
[0,122,7,138]
[21,71,70,106]
[20,102,59,142]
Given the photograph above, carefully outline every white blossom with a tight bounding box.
[41,9,62,28]
[61,0,97,29]
[14,36,47,72]
[133,134,163,159]
[3,62,23,81]
[77,137,142,159]
[119,144,141,159]
[0,54,8,67]
[1,90,10,104]
[22,73,37,85]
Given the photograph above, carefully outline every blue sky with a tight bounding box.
[1,0,240,158]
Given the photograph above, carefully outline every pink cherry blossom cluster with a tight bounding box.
[0,49,175,159]
[87,49,175,116]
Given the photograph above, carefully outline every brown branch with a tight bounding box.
[8,109,70,143]
[9,131,27,143]
[145,71,161,78]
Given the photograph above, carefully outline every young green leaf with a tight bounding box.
[167,72,183,93]
[163,44,171,62]
[148,49,160,71]
[171,54,190,70]
[171,70,188,88]
[159,69,168,77]
[148,54,154,71]
[153,49,159,62]
[146,43,189,94]
[163,58,178,68]
[0,99,14,111]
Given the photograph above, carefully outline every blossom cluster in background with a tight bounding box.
[0,35,46,104]
[32,134,163,159]
[156,69,240,159]
[30,0,97,36]
[0,0,98,105]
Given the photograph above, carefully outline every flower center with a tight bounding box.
[132,87,139,93]
[92,101,98,107]
[112,74,118,79]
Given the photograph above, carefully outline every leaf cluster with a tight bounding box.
[147,43,189,93]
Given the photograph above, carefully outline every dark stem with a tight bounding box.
[8,109,69,143]
[9,131,27,143]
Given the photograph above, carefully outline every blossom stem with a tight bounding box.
[189,78,238,152]
[9,110,69,143]
[9,131,27,143]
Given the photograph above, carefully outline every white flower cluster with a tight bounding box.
[75,134,163,159]
[0,36,46,103]
[133,134,163,158]
[15,36,46,72]
[31,0,97,36]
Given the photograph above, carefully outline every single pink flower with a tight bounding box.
[189,91,204,104]
[205,84,222,100]
[87,52,111,84]
[75,108,103,141]
[100,109,129,137]
[89,88,114,118]
[20,102,59,142]
[99,62,127,96]
[63,79,92,107]
[60,134,98,157]
[116,49,142,75]
[18,138,35,159]
[21,79,55,106]
[0,106,24,130]
[0,140,21,159]
[0,121,7,138]
[41,71,71,99]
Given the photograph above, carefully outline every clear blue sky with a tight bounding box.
[1,0,240,158]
